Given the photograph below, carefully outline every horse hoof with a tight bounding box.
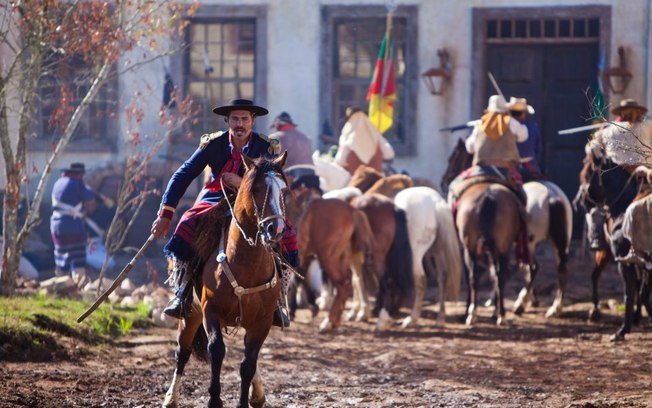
[318,318,335,333]
[309,305,319,318]
[355,310,369,322]
[250,395,266,408]
[496,316,504,326]
[162,396,178,408]
[544,307,561,319]
[345,310,356,321]
[610,333,625,342]
[465,315,475,326]
[513,305,525,316]
[401,316,415,328]
[588,308,601,322]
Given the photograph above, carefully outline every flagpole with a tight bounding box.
[378,11,393,133]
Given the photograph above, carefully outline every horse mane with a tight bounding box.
[366,174,413,197]
[348,165,383,192]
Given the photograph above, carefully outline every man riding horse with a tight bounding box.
[588,98,652,254]
[510,97,544,182]
[150,98,296,326]
[449,94,531,264]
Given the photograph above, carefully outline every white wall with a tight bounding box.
[3,0,650,191]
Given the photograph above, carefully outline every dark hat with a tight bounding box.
[65,162,85,173]
[270,111,296,128]
[611,98,648,116]
[212,98,269,117]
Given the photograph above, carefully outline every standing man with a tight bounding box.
[151,99,295,326]
[50,162,97,288]
[508,97,543,181]
[269,111,321,192]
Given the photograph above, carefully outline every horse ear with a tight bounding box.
[241,153,254,172]
[274,150,288,169]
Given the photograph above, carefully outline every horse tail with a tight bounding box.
[432,200,462,301]
[352,208,375,254]
[542,181,573,252]
[385,208,413,296]
[477,190,498,256]
[191,323,209,362]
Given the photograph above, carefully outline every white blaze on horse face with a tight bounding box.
[266,172,287,235]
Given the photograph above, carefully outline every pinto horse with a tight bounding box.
[576,149,652,340]
[163,153,289,408]
[456,183,523,325]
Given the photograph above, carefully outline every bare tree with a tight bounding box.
[0,0,197,295]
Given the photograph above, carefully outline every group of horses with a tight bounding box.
[159,138,651,407]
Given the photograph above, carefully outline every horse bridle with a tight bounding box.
[221,170,287,247]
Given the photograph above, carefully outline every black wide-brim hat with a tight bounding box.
[212,99,269,117]
[64,162,85,173]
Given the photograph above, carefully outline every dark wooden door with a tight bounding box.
[487,43,599,235]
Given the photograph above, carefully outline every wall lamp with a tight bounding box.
[602,46,632,94]
[421,48,453,96]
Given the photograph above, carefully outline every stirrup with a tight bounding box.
[272,307,290,328]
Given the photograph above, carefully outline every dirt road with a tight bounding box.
[2,250,652,407]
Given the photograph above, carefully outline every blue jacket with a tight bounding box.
[161,131,273,209]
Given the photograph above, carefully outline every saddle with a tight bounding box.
[450,166,527,206]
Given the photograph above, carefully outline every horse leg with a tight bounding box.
[465,250,479,326]
[402,248,427,328]
[205,311,226,408]
[495,253,510,326]
[589,250,609,322]
[347,251,369,322]
[241,329,269,408]
[612,263,637,342]
[250,366,265,408]
[320,256,352,333]
[514,261,538,315]
[163,309,203,408]
[545,247,569,318]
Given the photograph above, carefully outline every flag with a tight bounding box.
[592,49,606,121]
[366,33,396,134]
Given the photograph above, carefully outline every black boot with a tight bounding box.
[164,282,192,319]
[272,306,290,328]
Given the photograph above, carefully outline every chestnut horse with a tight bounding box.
[163,153,289,408]
[456,183,522,325]
[292,196,374,332]
[443,141,574,319]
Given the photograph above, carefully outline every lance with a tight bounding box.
[77,234,156,323]
[557,122,607,135]
[488,72,507,101]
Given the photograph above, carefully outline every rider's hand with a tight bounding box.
[151,216,171,239]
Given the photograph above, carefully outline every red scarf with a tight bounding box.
[204,134,251,194]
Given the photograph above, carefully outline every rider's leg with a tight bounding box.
[164,258,194,319]
[275,223,298,328]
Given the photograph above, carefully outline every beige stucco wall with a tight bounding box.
[2,0,651,192]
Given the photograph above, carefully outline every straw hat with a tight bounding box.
[611,99,647,116]
[485,95,508,113]
[506,97,535,114]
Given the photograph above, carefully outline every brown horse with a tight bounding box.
[292,196,373,332]
[456,183,522,325]
[163,153,289,408]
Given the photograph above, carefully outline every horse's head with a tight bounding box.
[576,147,608,211]
[241,151,288,246]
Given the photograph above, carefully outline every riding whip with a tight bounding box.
[77,234,155,323]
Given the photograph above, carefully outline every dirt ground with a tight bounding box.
[2,243,652,408]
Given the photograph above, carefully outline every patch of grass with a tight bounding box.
[0,294,152,362]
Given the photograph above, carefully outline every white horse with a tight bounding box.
[513,180,573,318]
[376,186,463,330]
[312,150,351,192]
